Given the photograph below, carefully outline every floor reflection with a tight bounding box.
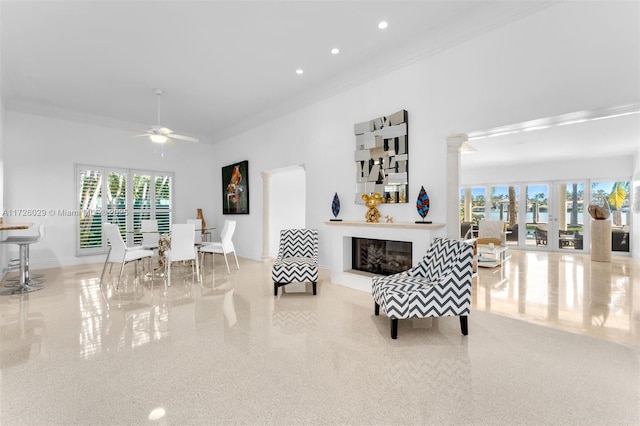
[473,250,639,348]
[0,294,45,368]
[71,263,247,358]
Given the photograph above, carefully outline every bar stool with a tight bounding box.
[1,217,47,294]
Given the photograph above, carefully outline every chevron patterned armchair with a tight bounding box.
[272,229,319,296]
[372,237,474,339]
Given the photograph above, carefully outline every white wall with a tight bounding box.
[633,151,640,262]
[3,111,216,268]
[270,166,306,258]
[208,2,639,269]
[0,93,5,271]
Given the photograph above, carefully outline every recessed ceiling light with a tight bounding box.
[331,48,340,55]
[378,21,388,30]
[296,69,304,75]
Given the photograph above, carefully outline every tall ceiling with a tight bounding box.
[1,0,638,166]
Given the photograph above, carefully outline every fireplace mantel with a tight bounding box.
[324,221,445,230]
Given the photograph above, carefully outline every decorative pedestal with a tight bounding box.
[591,220,611,262]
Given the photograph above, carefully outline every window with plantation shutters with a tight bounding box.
[77,167,105,254]
[76,165,173,256]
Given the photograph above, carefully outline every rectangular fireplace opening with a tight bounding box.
[352,237,412,275]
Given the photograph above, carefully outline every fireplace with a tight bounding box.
[352,237,412,275]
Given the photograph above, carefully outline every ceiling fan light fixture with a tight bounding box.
[150,134,168,144]
[134,88,199,146]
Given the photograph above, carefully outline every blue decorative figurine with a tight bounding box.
[416,186,432,223]
[330,192,342,221]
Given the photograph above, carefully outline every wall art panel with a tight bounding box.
[354,109,408,204]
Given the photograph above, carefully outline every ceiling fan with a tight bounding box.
[135,88,199,144]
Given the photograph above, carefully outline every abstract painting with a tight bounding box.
[222,160,249,214]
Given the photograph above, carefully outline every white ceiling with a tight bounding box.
[1,0,638,167]
[462,109,640,169]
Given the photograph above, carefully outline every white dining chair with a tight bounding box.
[200,220,239,275]
[165,223,200,286]
[100,223,154,289]
[140,219,160,251]
[186,219,203,246]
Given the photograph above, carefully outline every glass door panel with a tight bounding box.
[490,186,510,222]
[505,186,519,247]
[459,186,485,238]
[556,182,585,251]
[592,180,631,253]
[525,184,549,249]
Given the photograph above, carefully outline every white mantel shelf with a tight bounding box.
[324,220,445,230]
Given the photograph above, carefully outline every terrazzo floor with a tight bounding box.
[0,250,638,425]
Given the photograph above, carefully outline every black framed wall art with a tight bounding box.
[222,160,249,214]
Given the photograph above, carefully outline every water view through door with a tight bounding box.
[524,182,586,252]
[464,180,633,254]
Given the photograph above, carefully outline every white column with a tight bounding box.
[446,134,468,240]
[261,171,272,262]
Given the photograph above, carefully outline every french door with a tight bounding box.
[522,181,587,252]
[462,179,631,254]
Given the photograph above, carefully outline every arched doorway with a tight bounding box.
[261,165,306,261]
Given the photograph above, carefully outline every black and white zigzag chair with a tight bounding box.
[372,237,474,339]
[272,229,319,296]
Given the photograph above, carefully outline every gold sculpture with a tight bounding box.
[362,192,383,223]
[385,215,393,223]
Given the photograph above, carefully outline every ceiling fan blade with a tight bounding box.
[169,133,200,143]
[133,89,198,146]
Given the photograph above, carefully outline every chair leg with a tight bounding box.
[232,251,240,270]
[99,248,112,286]
[312,282,317,295]
[99,262,108,286]
[374,302,380,316]
[117,261,126,290]
[460,315,468,336]
[223,253,230,275]
[390,318,398,339]
[195,254,200,282]
[273,282,278,296]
